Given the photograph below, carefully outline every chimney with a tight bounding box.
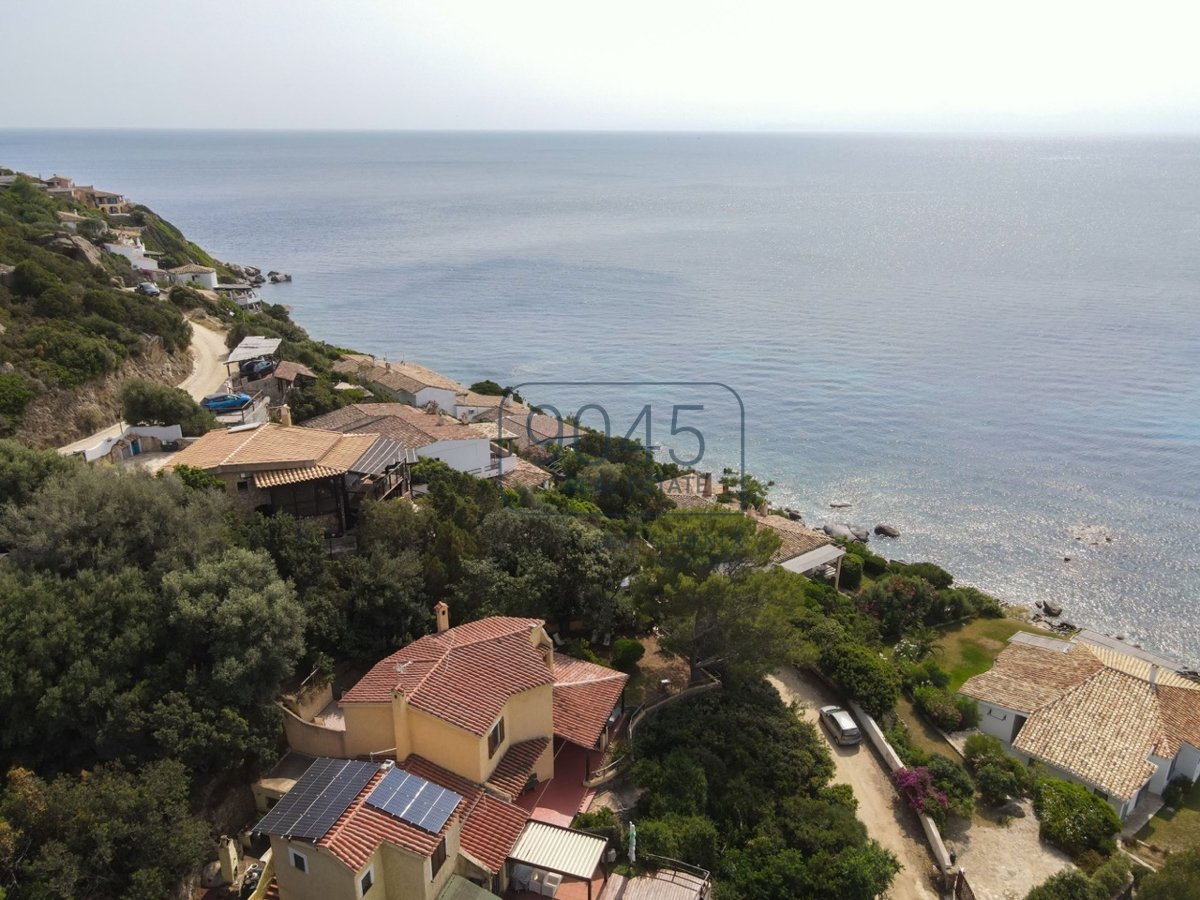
[434,601,450,634]
[1150,664,1159,687]
[277,403,292,427]
[701,472,713,497]
[218,836,239,884]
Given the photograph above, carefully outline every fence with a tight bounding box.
[953,869,976,900]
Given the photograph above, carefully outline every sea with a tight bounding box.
[2,130,1198,665]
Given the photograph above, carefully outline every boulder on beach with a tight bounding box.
[848,525,871,542]
[874,523,900,538]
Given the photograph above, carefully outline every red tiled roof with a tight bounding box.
[486,737,550,799]
[319,756,482,870]
[460,794,531,874]
[552,656,628,748]
[340,618,555,735]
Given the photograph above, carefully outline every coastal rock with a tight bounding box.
[1043,601,1063,617]
[823,523,858,542]
[874,523,900,538]
[848,525,871,542]
[829,500,852,508]
[784,508,803,522]
[43,234,106,272]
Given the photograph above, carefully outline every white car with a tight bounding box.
[819,705,863,745]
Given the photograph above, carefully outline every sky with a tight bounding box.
[3,0,1200,132]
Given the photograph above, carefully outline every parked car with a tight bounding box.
[239,357,277,380]
[200,392,252,412]
[819,705,863,745]
[136,282,161,296]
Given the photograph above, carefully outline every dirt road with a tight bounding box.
[178,319,231,401]
[767,667,939,900]
[58,318,229,455]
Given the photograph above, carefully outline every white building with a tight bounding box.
[166,263,219,289]
[960,631,1200,820]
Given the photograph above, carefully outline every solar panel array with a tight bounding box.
[253,758,380,841]
[366,768,463,834]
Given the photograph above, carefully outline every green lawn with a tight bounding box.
[934,617,1061,692]
[1137,778,1200,853]
[894,694,955,758]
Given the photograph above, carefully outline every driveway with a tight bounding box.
[768,668,939,900]
[58,317,229,455]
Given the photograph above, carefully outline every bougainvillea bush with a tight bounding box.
[892,766,950,828]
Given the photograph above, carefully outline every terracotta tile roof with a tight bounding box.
[753,513,833,564]
[552,656,628,749]
[459,794,531,874]
[304,403,483,445]
[167,425,395,486]
[254,465,343,488]
[334,355,465,396]
[486,737,550,799]
[959,642,1104,713]
[167,263,216,274]
[319,756,480,870]
[456,390,528,413]
[497,456,554,491]
[470,411,580,453]
[962,638,1200,800]
[340,618,555,735]
[273,361,317,382]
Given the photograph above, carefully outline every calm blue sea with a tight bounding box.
[3,130,1199,664]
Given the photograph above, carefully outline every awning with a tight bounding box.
[228,336,283,364]
[254,465,342,488]
[778,543,846,574]
[508,821,606,881]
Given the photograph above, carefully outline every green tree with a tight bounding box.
[0,762,208,900]
[646,507,780,582]
[1138,848,1200,900]
[0,441,75,509]
[819,643,900,718]
[118,377,214,436]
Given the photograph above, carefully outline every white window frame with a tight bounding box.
[289,848,308,874]
[359,862,375,896]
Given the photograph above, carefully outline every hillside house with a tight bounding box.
[303,403,499,479]
[265,611,632,900]
[167,262,219,289]
[960,631,1200,820]
[165,422,412,534]
[656,473,845,580]
[334,355,465,412]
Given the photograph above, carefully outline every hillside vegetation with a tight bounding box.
[0,176,194,437]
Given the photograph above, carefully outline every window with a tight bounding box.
[986,707,1007,720]
[430,837,447,878]
[359,864,375,895]
[236,480,249,492]
[487,717,505,758]
[289,849,308,873]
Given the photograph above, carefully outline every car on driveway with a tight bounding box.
[200,391,252,412]
[819,705,863,745]
[239,356,277,380]
[136,282,161,296]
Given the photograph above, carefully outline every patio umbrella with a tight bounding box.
[628,821,637,864]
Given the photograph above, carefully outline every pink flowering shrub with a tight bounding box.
[892,766,949,828]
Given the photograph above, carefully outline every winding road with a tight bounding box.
[57,318,230,455]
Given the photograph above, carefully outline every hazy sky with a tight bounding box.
[4,0,1199,131]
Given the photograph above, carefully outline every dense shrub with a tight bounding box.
[1137,848,1200,900]
[912,685,978,731]
[1032,778,1121,858]
[893,767,949,828]
[839,554,863,591]
[637,814,720,871]
[1024,869,1105,900]
[819,643,900,718]
[899,657,951,691]
[611,637,645,672]
[119,378,216,436]
[857,575,936,640]
[901,561,954,589]
[964,733,1031,803]
[1163,774,1193,808]
[859,548,889,578]
[926,754,975,820]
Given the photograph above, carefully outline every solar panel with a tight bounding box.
[366,768,462,834]
[254,758,380,841]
